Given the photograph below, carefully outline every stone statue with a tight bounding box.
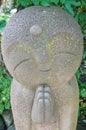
[1,6,83,130]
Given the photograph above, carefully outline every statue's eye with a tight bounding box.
[58,51,77,56]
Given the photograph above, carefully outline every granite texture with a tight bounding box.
[1,6,83,130]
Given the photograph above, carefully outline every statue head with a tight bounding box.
[1,6,83,88]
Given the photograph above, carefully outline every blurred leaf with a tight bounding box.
[5,102,11,109]
[0,20,6,27]
[50,0,59,4]
[31,0,40,5]
[76,69,81,81]
[17,0,32,7]
[78,107,80,117]
[83,119,86,123]
[62,0,81,16]
[65,2,75,16]
[17,0,22,6]
[60,0,66,4]
[80,89,86,97]
[0,104,4,114]
[81,0,86,9]
[40,0,51,6]
[0,67,12,114]
[21,0,32,7]
[71,1,81,7]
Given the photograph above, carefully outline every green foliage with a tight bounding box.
[17,0,59,7]
[76,59,86,119]
[0,67,12,114]
[0,13,11,34]
[60,0,81,16]
[17,0,32,7]
[78,101,86,119]
[31,0,59,6]
[80,89,86,97]
[76,12,86,37]
[16,0,84,16]
[0,1,14,36]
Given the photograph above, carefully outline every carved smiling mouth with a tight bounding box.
[40,68,51,72]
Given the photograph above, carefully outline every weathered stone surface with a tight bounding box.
[1,6,83,130]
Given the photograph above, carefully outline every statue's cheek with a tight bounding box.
[13,60,38,84]
[3,43,34,76]
[53,54,80,76]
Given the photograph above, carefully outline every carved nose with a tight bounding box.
[37,52,49,64]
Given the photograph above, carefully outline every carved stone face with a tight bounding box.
[1,6,83,88]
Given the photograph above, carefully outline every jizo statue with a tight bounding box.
[1,6,83,130]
